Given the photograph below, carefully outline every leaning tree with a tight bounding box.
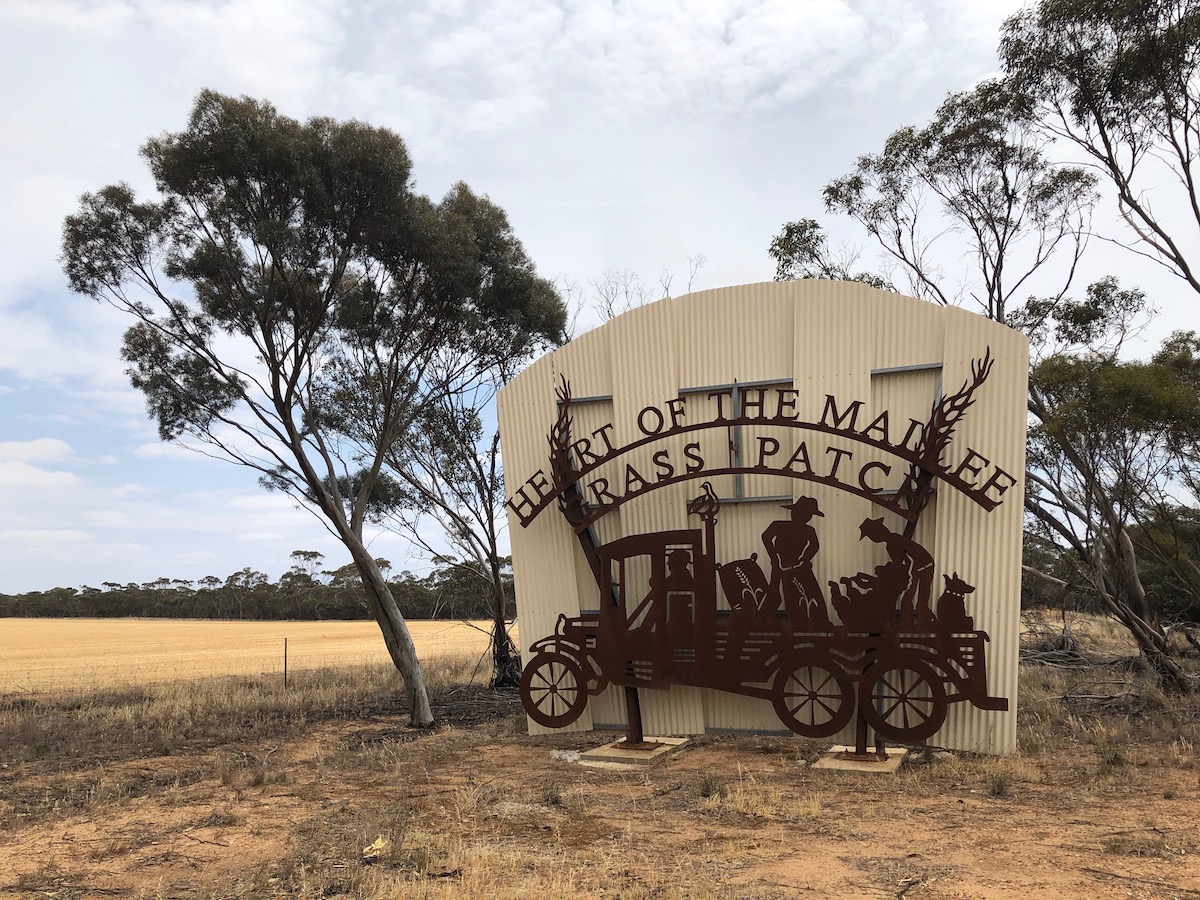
[62,90,565,724]
[1001,0,1200,297]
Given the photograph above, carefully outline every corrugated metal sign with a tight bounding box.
[497,281,1027,754]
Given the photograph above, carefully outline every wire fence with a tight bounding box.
[1,618,501,698]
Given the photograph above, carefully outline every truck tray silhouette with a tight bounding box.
[521,527,1007,743]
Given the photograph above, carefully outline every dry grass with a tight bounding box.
[697,764,823,822]
[3,617,1200,898]
[0,652,484,774]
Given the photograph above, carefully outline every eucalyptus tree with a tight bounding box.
[1026,326,1200,689]
[767,218,892,288]
[769,82,1193,682]
[1001,0,1200,295]
[62,90,565,724]
[821,79,1097,323]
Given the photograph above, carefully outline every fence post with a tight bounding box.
[284,637,288,688]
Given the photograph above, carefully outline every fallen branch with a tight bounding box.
[1061,680,1137,704]
[1020,648,1091,668]
[180,830,230,848]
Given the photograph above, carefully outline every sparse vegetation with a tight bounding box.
[1,619,1198,897]
[987,773,1011,797]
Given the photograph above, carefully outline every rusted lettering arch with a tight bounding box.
[514,417,1002,528]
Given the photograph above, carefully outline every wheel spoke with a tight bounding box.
[550,663,569,688]
[812,670,834,693]
[788,697,825,725]
[775,663,850,735]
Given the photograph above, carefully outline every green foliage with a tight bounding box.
[62,92,560,704]
[1032,352,1200,450]
[987,772,1012,797]
[1001,0,1200,293]
[62,89,564,518]
[821,78,1096,321]
[0,556,513,621]
[767,218,891,288]
[1029,341,1200,544]
[1130,503,1200,620]
[1010,276,1149,352]
[1027,330,1200,642]
[1021,533,1084,609]
[1001,0,1200,140]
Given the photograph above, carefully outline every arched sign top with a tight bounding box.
[507,351,1017,532]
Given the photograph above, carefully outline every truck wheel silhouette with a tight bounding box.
[521,653,588,728]
[772,657,855,737]
[859,661,947,743]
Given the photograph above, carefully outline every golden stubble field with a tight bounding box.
[1,618,499,694]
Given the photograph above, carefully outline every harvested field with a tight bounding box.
[0,614,1197,898]
[0,618,499,695]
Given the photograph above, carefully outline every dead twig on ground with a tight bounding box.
[180,830,230,848]
[1061,680,1138,704]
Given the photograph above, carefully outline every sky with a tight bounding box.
[1,0,1194,594]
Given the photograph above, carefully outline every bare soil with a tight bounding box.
[2,670,1199,899]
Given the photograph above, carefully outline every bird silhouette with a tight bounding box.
[687,481,720,522]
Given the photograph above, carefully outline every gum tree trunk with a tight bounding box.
[488,553,522,688]
[342,524,435,725]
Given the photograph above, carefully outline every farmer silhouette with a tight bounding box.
[831,517,934,629]
[762,496,829,628]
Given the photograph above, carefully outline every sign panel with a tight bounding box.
[498,281,1027,753]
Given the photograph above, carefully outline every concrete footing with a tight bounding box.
[577,736,690,768]
[811,744,907,773]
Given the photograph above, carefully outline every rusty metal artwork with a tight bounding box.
[517,351,1011,746]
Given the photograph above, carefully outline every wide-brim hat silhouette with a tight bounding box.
[858,516,887,538]
[781,496,824,517]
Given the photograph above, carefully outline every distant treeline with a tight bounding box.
[0,552,514,621]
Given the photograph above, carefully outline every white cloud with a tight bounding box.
[236,532,291,542]
[0,460,80,487]
[109,483,150,498]
[77,509,135,528]
[0,437,75,462]
[0,527,93,543]
[0,305,123,378]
